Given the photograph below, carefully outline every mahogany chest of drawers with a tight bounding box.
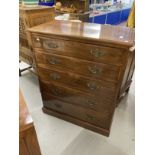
[28,21,135,136]
[19,6,54,66]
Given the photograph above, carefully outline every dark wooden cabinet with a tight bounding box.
[19,6,55,67]
[28,20,135,136]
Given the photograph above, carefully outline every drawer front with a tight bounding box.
[32,35,124,66]
[42,92,112,129]
[40,81,114,112]
[35,52,121,82]
[38,67,116,96]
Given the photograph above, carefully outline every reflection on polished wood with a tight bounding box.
[19,90,33,131]
[28,21,135,136]
[29,20,134,47]
[19,90,41,155]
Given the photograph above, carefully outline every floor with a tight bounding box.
[19,62,135,155]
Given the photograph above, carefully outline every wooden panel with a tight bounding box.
[19,37,30,50]
[42,92,112,129]
[28,21,135,136]
[120,51,134,93]
[28,20,135,48]
[19,90,41,155]
[32,35,125,66]
[40,81,114,111]
[35,52,121,82]
[38,67,117,96]
[28,10,54,27]
[19,17,27,38]
[19,6,54,66]
[19,127,41,155]
[42,107,110,136]
[127,52,135,82]
[19,138,29,155]
[19,90,33,131]
[19,49,33,65]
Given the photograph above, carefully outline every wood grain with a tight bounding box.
[19,90,41,155]
[19,6,54,67]
[35,52,121,82]
[28,21,135,136]
[32,35,125,66]
[28,20,135,48]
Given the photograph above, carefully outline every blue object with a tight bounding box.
[106,11,121,25]
[38,2,54,6]
[38,0,54,6]
[89,8,131,25]
[94,14,106,24]
[89,17,93,23]
[120,8,131,22]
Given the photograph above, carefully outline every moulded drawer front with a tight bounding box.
[40,81,114,112]
[35,52,121,82]
[42,92,112,129]
[38,67,117,96]
[32,35,124,66]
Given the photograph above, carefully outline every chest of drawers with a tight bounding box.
[28,21,135,136]
[19,6,54,66]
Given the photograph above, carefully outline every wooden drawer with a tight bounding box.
[40,81,115,112]
[42,92,112,129]
[32,35,124,66]
[38,67,116,96]
[35,52,121,82]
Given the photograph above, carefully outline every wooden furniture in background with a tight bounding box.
[19,5,55,75]
[55,0,90,22]
[28,20,135,136]
[19,90,41,155]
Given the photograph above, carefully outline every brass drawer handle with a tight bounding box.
[43,41,58,49]
[87,82,99,90]
[90,49,105,58]
[51,88,60,96]
[86,100,96,106]
[47,42,58,49]
[50,73,61,80]
[48,57,60,65]
[86,114,95,120]
[54,103,62,108]
[88,66,102,75]
[35,37,40,42]
[129,46,135,52]
[33,37,42,48]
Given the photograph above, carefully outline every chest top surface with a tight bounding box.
[28,20,135,47]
